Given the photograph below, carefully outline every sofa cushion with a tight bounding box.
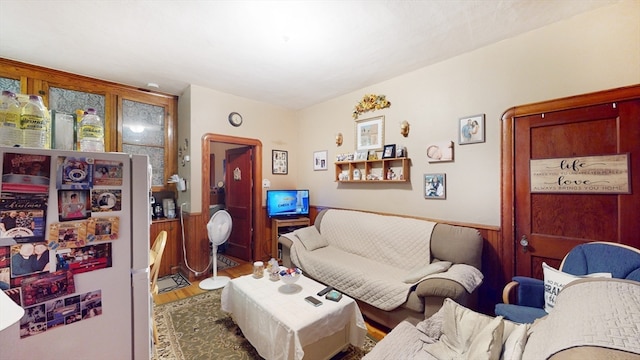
[289,244,413,310]
[293,226,327,251]
[501,321,529,360]
[404,261,452,283]
[542,262,610,313]
[424,298,504,360]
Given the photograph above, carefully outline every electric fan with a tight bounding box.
[198,209,233,290]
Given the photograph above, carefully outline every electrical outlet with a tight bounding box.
[262,179,271,188]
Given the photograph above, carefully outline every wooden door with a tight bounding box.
[224,147,253,261]
[502,85,640,280]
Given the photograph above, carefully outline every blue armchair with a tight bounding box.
[495,241,640,323]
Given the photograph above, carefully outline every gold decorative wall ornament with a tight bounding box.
[335,132,343,146]
[400,120,410,137]
[353,94,391,119]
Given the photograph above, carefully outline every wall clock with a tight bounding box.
[228,112,243,127]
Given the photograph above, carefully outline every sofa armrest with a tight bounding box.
[278,235,294,268]
[414,278,467,299]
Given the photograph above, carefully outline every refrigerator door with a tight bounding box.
[0,148,151,359]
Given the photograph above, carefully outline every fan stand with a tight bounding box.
[199,245,230,290]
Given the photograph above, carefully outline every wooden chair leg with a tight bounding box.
[153,317,158,344]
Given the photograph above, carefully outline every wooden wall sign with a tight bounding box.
[530,154,630,194]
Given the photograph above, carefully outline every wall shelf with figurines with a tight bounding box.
[334,154,410,183]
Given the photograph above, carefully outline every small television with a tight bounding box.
[266,189,310,218]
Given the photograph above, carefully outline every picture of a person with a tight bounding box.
[11,243,36,277]
[0,211,18,233]
[431,177,444,197]
[33,244,49,272]
[27,162,46,176]
[65,193,85,219]
[16,211,35,230]
[461,119,480,142]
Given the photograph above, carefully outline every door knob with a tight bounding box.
[520,235,529,253]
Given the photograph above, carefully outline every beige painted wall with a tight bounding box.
[181,1,640,226]
[177,84,298,213]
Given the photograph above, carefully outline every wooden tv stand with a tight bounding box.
[271,217,310,260]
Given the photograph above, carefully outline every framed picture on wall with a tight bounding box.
[313,150,328,171]
[382,144,396,159]
[459,114,485,145]
[355,116,385,151]
[424,173,446,199]
[272,150,288,175]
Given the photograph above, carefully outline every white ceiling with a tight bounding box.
[0,0,619,110]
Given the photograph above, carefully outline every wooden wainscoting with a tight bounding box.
[179,211,211,282]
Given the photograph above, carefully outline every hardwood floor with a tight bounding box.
[153,259,388,341]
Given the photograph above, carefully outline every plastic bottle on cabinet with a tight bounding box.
[20,95,50,149]
[78,108,105,152]
[0,90,22,147]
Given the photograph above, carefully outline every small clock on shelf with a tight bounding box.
[228,112,243,127]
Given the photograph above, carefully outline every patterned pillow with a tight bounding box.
[542,262,611,313]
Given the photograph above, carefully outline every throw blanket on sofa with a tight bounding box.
[522,278,640,359]
[286,210,437,311]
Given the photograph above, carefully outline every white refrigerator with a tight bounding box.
[0,146,151,360]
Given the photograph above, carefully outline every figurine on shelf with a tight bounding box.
[386,168,395,180]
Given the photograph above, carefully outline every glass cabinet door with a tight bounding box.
[48,87,106,151]
[121,98,167,187]
[0,76,21,94]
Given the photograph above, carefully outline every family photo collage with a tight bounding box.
[0,152,124,338]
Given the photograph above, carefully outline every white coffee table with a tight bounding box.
[221,272,367,360]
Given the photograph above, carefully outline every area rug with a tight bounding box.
[157,273,191,294]
[153,289,376,360]
[216,253,239,270]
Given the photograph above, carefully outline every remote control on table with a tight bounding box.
[317,286,333,296]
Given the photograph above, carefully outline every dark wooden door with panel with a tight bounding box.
[224,146,254,262]
[502,85,640,280]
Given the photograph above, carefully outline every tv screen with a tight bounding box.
[266,190,310,218]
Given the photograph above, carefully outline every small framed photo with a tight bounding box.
[424,173,446,199]
[87,217,120,242]
[459,114,485,145]
[272,150,288,175]
[382,144,396,159]
[355,116,384,151]
[355,150,368,161]
[313,150,328,171]
[58,190,91,221]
